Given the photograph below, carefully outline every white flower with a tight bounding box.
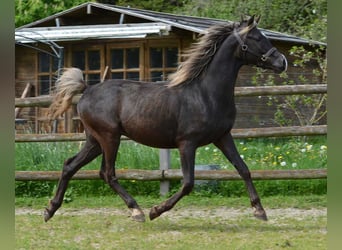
[240,155,244,159]
[301,148,306,153]
[292,162,297,168]
[320,145,327,150]
[280,161,287,167]
[205,147,210,151]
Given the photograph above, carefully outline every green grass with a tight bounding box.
[15,195,327,250]
[15,136,327,171]
[15,136,327,197]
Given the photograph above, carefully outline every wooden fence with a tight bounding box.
[16,169,327,181]
[15,84,327,194]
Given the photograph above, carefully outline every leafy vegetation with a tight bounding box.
[15,0,327,44]
[177,0,327,43]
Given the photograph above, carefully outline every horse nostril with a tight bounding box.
[282,55,288,72]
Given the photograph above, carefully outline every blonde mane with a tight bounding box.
[167,21,254,87]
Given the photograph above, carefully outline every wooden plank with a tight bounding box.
[15,133,129,142]
[15,84,327,107]
[231,125,327,138]
[15,125,327,142]
[234,84,327,97]
[15,169,327,181]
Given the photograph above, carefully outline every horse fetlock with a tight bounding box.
[149,205,162,220]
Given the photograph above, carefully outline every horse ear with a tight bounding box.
[255,15,261,24]
[247,15,255,26]
[240,14,245,22]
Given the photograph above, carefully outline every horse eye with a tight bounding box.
[249,35,261,42]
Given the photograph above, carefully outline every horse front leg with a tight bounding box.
[100,136,145,222]
[214,132,267,221]
[150,142,195,220]
[44,136,102,222]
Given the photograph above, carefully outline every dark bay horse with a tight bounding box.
[45,16,287,223]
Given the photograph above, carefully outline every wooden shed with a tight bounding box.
[15,2,326,133]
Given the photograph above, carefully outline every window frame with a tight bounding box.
[106,42,144,81]
[146,40,180,82]
[70,44,105,85]
[37,52,59,96]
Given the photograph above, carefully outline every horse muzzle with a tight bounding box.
[269,52,288,73]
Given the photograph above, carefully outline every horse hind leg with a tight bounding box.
[99,136,145,222]
[214,133,267,221]
[44,135,101,222]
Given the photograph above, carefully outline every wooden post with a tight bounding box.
[159,149,171,196]
[15,83,31,118]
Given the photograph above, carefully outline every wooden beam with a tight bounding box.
[15,85,327,108]
[15,125,327,142]
[15,169,327,181]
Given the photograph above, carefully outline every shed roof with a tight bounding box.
[15,23,171,43]
[16,2,326,46]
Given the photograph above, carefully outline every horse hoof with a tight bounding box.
[254,209,268,221]
[44,208,52,222]
[149,206,160,221]
[131,208,146,222]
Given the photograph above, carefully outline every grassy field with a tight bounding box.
[15,195,327,250]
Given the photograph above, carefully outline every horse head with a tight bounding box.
[234,15,288,73]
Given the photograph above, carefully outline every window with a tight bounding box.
[149,47,178,82]
[109,46,141,81]
[37,52,59,95]
[72,46,103,85]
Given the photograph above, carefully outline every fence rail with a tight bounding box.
[15,169,327,181]
[15,84,327,108]
[15,125,327,142]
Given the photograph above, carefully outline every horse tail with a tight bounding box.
[48,67,87,120]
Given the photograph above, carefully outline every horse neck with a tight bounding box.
[200,36,242,99]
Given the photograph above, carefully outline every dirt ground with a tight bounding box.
[15,206,327,223]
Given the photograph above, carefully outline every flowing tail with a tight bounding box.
[48,68,87,119]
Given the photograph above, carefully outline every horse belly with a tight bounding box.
[121,121,178,148]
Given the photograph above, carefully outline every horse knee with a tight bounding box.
[61,158,77,179]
